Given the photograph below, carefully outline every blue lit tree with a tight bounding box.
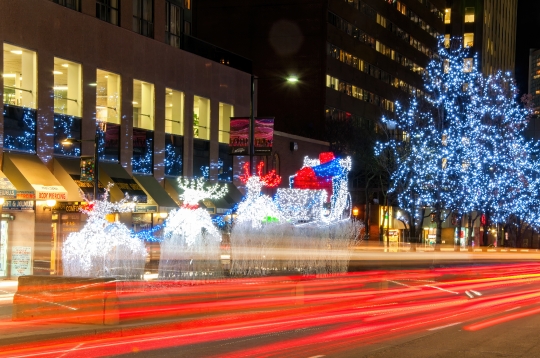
[380,38,540,250]
[468,72,538,248]
[378,38,481,250]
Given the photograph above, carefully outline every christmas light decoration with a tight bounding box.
[377,37,540,248]
[158,176,229,280]
[235,162,283,228]
[3,106,36,153]
[286,153,352,223]
[62,183,146,279]
[132,135,153,174]
[177,176,228,208]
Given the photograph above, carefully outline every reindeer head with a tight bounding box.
[240,162,281,197]
[177,177,228,208]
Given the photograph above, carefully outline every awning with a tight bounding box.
[99,162,147,203]
[133,174,178,209]
[164,177,244,212]
[0,169,17,198]
[3,153,68,201]
[53,158,106,201]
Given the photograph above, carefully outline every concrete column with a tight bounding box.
[183,92,194,177]
[0,46,4,167]
[120,75,133,174]
[120,0,132,32]
[209,100,219,181]
[154,0,166,43]
[81,0,95,17]
[34,205,52,276]
[36,51,54,169]
[81,64,97,156]
[154,84,165,181]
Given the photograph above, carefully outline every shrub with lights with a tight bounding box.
[158,177,228,280]
[62,184,146,279]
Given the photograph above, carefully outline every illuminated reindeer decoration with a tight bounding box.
[235,162,283,228]
[158,177,228,280]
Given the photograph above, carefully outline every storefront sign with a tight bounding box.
[11,246,32,276]
[229,117,250,155]
[32,185,68,200]
[53,202,85,213]
[110,177,147,203]
[0,175,17,198]
[16,191,35,200]
[254,117,274,155]
[134,205,157,213]
[0,189,16,198]
[2,200,34,210]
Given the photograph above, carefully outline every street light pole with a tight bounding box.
[94,123,100,201]
[62,122,102,201]
[248,74,299,175]
[250,75,256,175]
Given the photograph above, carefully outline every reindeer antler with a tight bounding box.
[239,162,251,184]
[257,162,281,188]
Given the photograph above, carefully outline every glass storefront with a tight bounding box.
[193,138,210,178]
[132,128,154,174]
[218,102,233,144]
[165,134,183,176]
[193,95,210,140]
[165,88,184,135]
[133,79,155,130]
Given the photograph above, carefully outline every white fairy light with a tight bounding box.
[62,183,146,279]
[177,177,228,207]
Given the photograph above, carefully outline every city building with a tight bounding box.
[524,48,540,141]
[193,0,445,241]
[0,0,256,278]
[193,0,445,142]
[444,0,518,74]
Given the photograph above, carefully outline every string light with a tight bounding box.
[62,183,146,279]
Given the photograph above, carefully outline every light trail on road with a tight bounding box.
[0,262,539,357]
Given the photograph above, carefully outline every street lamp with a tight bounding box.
[249,74,299,174]
[62,123,101,201]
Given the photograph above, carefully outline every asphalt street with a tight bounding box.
[1,262,539,358]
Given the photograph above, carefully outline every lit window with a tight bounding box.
[96,69,121,124]
[165,88,184,135]
[464,7,475,23]
[193,95,210,140]
[444,8,451,24]
[53,58,82,117]
[463,33,474,48]
[3,44,37,108]
[219,103,234,144]
[463,58,473,73]
[133,79,155,130]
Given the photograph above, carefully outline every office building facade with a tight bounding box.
[444,0,518,74]
[0,0,253,277]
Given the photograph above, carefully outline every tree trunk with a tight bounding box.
[455,214,463,251]
[467,214,473,252]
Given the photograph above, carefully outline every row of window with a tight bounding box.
[2,43,234,143]
[327,43,429,101]
[326,75,395,113]
[50,0,191,40]
[444,7,475,24]
[443,33,474,49]
[344,0,441,44]
[387,0,445,22]
[328,12,425,75]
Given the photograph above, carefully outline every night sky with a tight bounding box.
[515,0,540,95]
